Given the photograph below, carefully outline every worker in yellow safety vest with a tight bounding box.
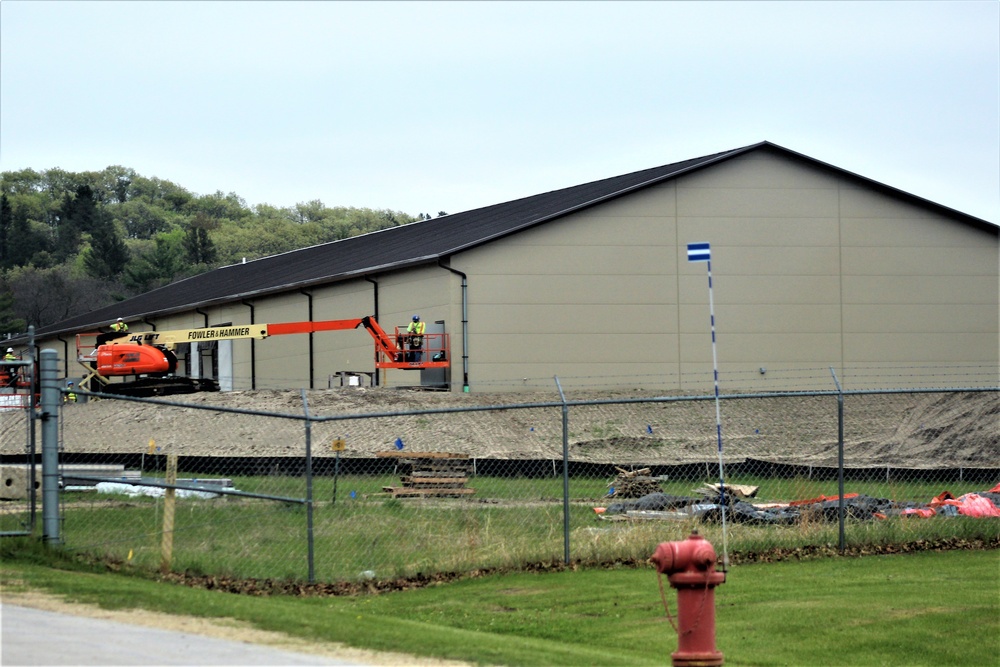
[3,348,16,387]
[97,318,129,346]
[406,315,425,361]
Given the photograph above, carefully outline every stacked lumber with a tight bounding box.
[376,451,476,498]
[607,467,664,499]
[694,482,759,500]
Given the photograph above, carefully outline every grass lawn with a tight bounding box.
[2,545,997,666]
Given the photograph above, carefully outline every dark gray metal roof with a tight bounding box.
[30,141,997,339]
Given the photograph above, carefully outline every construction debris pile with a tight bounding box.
[606,467,667,498]
[595,482,1000,523]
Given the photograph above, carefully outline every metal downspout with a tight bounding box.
[194,309,210,379]
[56,336,69,378]
[241,299,256,389]
[438,260,469,392]
[300,289,315,389]
[365,276,380,387]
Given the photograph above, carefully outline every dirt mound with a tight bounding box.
[58,388,999,468]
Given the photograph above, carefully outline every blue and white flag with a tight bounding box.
[687,242,711,262]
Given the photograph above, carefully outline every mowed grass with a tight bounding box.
[2,545,997,666]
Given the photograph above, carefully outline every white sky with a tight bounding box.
[2,1,998,224]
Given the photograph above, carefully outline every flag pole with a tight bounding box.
[687,242,728,569]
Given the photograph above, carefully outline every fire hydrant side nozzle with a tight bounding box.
[652,532,726,667]
[651,531,719,576]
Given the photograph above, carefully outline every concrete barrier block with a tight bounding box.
[0,465,40,500]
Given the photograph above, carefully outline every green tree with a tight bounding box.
[83,218,130,280]
[2,198,51,268]
[184,213,218,265]
[54,184,103,262]
[0,194,10,266]
[0,285,26,337]
[5,264,106,328]
[123,230,186,291]
[114,198,170,239]
[187,191,250,223]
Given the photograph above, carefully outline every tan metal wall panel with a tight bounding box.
[309,282,381,385]
[679,333,842,363]
[253,294,313,390]
[678,185,839,219]
[841,246,997,276]
[683,305,842,334]
[474,332,677,364]
[473,275,675,307]
[680,152,839,190]
[842,276,998,304]
[682,218,841,246]
[679,275,842,305]
[688,246,842,277]
[843,333,996,363]
[466,243,674,276]
[841,216,989,246]
[843,305,997,333]
[468,303,680,336]
[839,187,944,219]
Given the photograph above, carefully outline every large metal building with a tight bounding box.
[26,142,1000,393]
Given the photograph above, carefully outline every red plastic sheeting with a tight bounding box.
[943,494,1000,518]
[900,508,937,518]
[879,489,1000,520]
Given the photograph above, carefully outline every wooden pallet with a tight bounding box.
[376,451,475,497]
[382,486,476,498]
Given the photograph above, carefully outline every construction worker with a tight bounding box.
[97,317,129,346]
[2,348,16,387]
[65,381,77,403]
[406,315,425,362]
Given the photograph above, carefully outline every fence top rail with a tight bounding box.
[68,385,998,423]
[61,474,306,504]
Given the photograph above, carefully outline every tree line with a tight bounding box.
[0,166,446,336]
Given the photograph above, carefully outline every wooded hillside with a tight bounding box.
[0,166,445,335]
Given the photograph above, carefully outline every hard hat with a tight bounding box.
[67,381,74,386]
[6,348,12,353]
[412,315,420,322]
[117,317,123,322]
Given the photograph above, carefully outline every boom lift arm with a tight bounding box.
[75,315,448,396]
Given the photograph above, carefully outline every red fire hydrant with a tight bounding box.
[651,532,726,667]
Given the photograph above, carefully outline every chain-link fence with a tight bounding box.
[18,371,993,585]
[1,358,37,538]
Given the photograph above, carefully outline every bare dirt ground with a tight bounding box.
[57,388,1000,468]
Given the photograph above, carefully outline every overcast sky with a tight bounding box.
[2,1,998,224]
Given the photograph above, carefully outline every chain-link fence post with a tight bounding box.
[830,368,846,552]
[302,389,315,583]
[555,376,570,564]
[39,348,61,545]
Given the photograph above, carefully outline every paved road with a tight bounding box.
[1,603,365,666]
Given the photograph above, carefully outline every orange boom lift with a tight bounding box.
[76,316,448,396]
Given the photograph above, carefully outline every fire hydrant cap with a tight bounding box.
[652,532,718,575]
